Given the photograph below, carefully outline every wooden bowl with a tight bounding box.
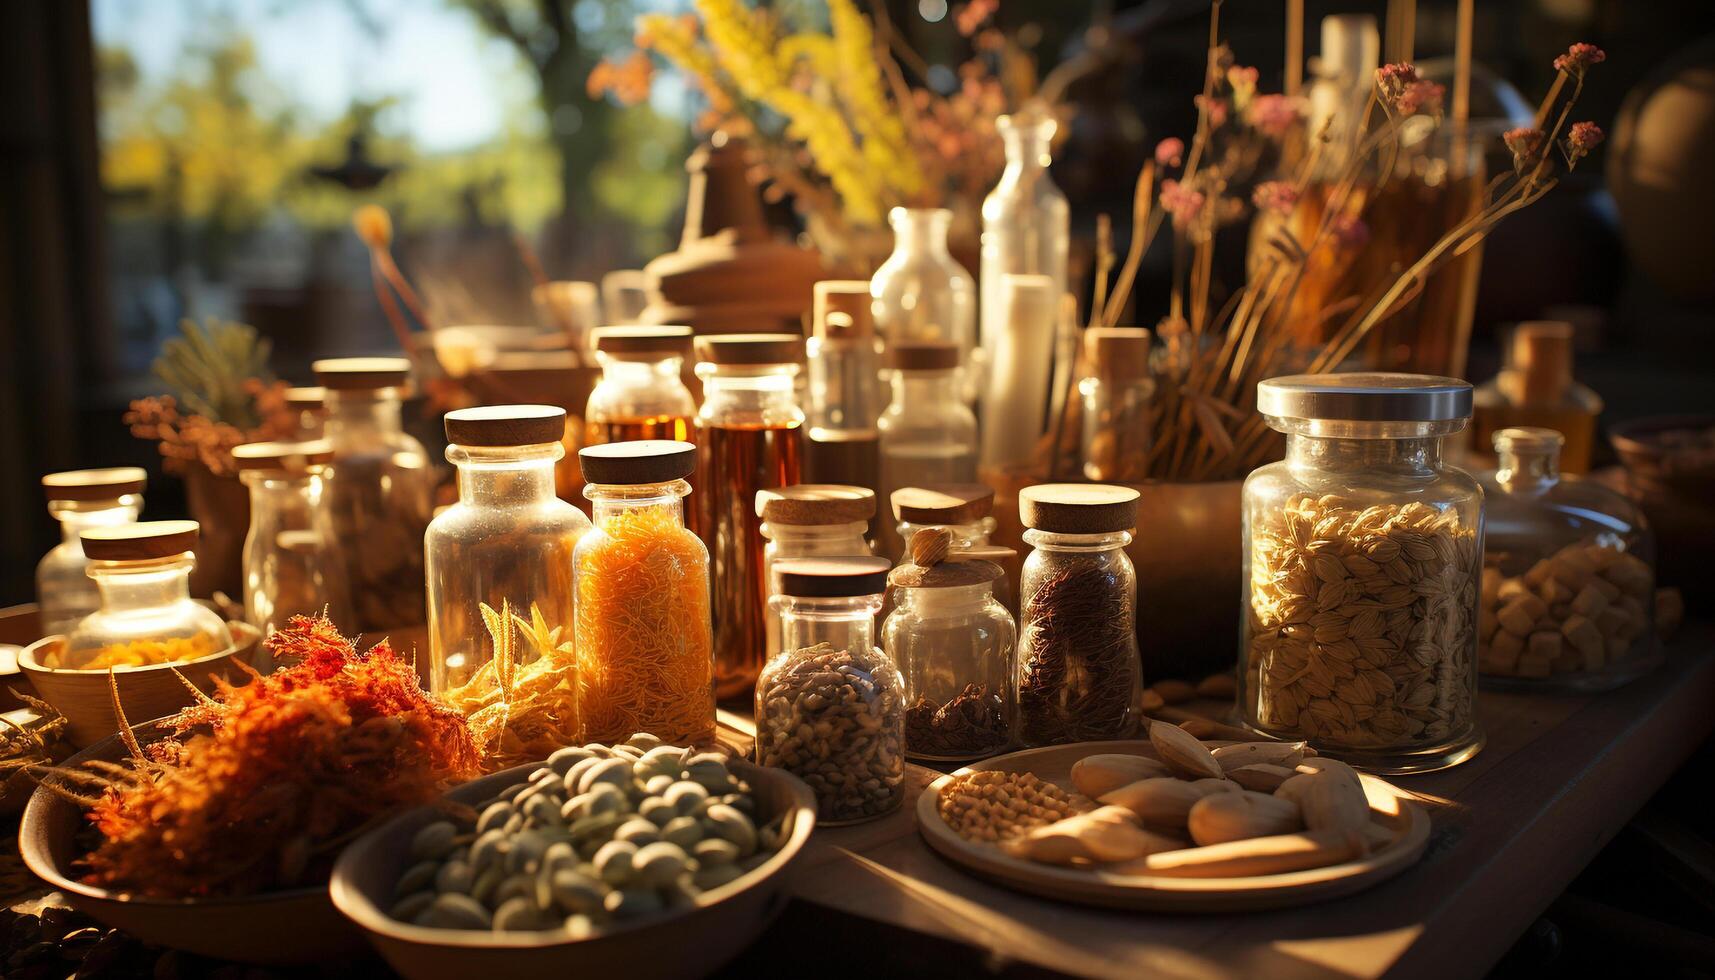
[18,622,259,747]
[17,721,367,964]
[330,758,816,980]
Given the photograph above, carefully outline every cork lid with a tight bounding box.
[891,484,994,524]
[444,405,567,447]
[1084,327,1152,381]
[284,386,326,410]
[42,467,147,502]
[231,440,335,473]
[312,357,412,390]
[887,341,961,372]
[579,440,697,485]
[593,325,694,360]
[81,520,199,561]
[756,484,876,524]
[1510,321,1574,402]
[1019,483,1140,533]
[775,557,892,598]
[813,281,874,341]
[694,333,805,366]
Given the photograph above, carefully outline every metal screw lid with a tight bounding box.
[1256,373,1473,422]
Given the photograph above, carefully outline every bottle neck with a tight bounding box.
[896,581,995,617]
[1023,528,1134,553]
[585,480,690,526]
[600,356,684,387]
[889,370,962,409]
[1002,130,1054,175]
[91,557,196,612]
[697,367,802,423]
[324,389,404,438]
[1496,445,1562,495]
[1285,432,1444,475]
[52,496,143,543]
[890,209,952,258]
[448,444,563,505]
[776,594,883,653]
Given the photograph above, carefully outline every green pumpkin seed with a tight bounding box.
[393,859,440,898]
[632,841,690,887]
[419,893,491,930]
[614,818,661,846]
[389,891,434,922]
[547,745,597,774]
[547,869,608,914]
[476,801,515,835]
[578,758,635,795]
[638,797,676,827]
[493,895,555,932]
[703,804,757,857]
[435,859,474,894]
[411,821,458,860]
[593,839,637,885]
[626,732,663,751]
[604,887,665,917]
[692,838,739,865]
[661,815,703,849]
[664,780,709,815]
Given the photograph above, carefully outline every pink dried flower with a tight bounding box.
[1563,121,1605,168]
[1246,94,1304,138]
[1195,94,1229,129]
[1332,214,1370,248]
[1395,80,1445,117]
[1503,126,1546,166]
[1374,63,1419,101]
[1252,180,1300,215]
[1154,137,1185,169]
[1554,43,1606,76]
[1159,178,1207,231]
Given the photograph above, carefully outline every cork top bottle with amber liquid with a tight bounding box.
[694,333,806,701]
[585,325,697,446]
[1470,321,1602,474]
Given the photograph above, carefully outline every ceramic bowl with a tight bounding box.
[17,720,367,964]
[330,758,816,980]
[17,622,259,747]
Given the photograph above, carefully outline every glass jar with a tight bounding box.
[426,406,589,699]
[575,441,715,745]
[756,557,903,824]
[871,208,977,369]
[1015,484,1142,746]
[1241,374,1484,774]
[693,334,806,700]
[1479,427,1656,691]
[36,468,146,637]
[805,281,882,491]
[877,342,978,560]
[757,484,875,662]
[1470,322,1603,474]
[283,386,327,439]
[1079,327,1155,483]
[232,440,354,642]
[884,556,1016,761]
[313,357,434,631]
[61,521,233,671]
[585,325,696,445]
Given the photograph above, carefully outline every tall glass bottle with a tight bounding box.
[313,357,434,630]
[694,333,806,700]
[63,521,233,670]
[871,209,977,370]
[1470,321,1603,474]
[232,440,354,641]
[1079,327,1155,483]
[805,280,882,490]
[425,405,590,696]
[36,468,146,637]
[877,342,977,560]
[585,325,697,445]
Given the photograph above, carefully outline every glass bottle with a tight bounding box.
[313,357,434,631]
[1079,327,1155,483]
[805,280,882,491]
[36,468,146,637]
[884,556,1016,761]
[1241,374,1484,774]
[757,484,875,662]
[1479,427,1656,691]
[871,209,977,369]
[585,325,696,445]
[1015,484,1142,747]
[232,440,354,643]
[693,333,806,700]
[1470,321,1603,474]
[283,386,326,439]
[877,342,978,560]
[62,521,232,671]
[575,440,715,745]
[756,557,903,824]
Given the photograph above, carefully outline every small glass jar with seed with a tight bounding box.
[1241,374,1485,774]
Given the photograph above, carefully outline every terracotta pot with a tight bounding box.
[183,463,248,598]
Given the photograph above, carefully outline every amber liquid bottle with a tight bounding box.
[586,325,700,528]
[694,334,807,701]
[1470,321,1602,474]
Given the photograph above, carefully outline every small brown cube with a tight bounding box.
[1561,614,1604,659]
[1571,584,1611,618]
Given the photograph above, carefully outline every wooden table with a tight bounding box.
[782,625,1715,979]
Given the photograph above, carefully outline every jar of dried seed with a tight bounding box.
[1242,374,1484,774]
[756,557,904,824]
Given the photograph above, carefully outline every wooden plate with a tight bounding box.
[916,740,1430,912]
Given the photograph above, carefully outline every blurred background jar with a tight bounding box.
[1079,327,1155,483]
[871,208,977,371]
[36,467,146,637]
[877,342,978,560]
[1469,322,1603,474]
[232,440,353,642]
[584,325,696,446]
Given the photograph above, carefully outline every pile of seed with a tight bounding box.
[937,771,1090,843]
[390,733,789,936]
[756,643,905,823]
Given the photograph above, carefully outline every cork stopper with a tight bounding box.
[891,484,994,525]
[593,325,694,361]
[756,484,876,525]
[775,557,891,598]
[1019,483,1140,533]
[231,440,335,474]
[1084,327,1152,382]
[694,333,805,367]
[81,520,200,562]
[1509,321,1574,404]
[579,440,697,485]
[444,405,568,447]
[42,467,147,502]
[312,357,412,390]
[814,281,875,341]
[887,341,961,372]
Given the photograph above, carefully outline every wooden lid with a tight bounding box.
[1510,321,1574,403]
[756,484,876,524]
[1085,327,1152,381]
[42,467,147,502]
[593,325,694,360]
[444,405,567,446]
[81,520,199,561]
[891,484,994,524]
[775,556,891,598]
[1019,483,1140,533]
[231,440,335,472]
[579,440,697,484]
[312,357,412,390]
[283,386,326,410]
[888,558,1005,589]
[887,341,961,371]
[813,281,874,340]
[694,333,805,366]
